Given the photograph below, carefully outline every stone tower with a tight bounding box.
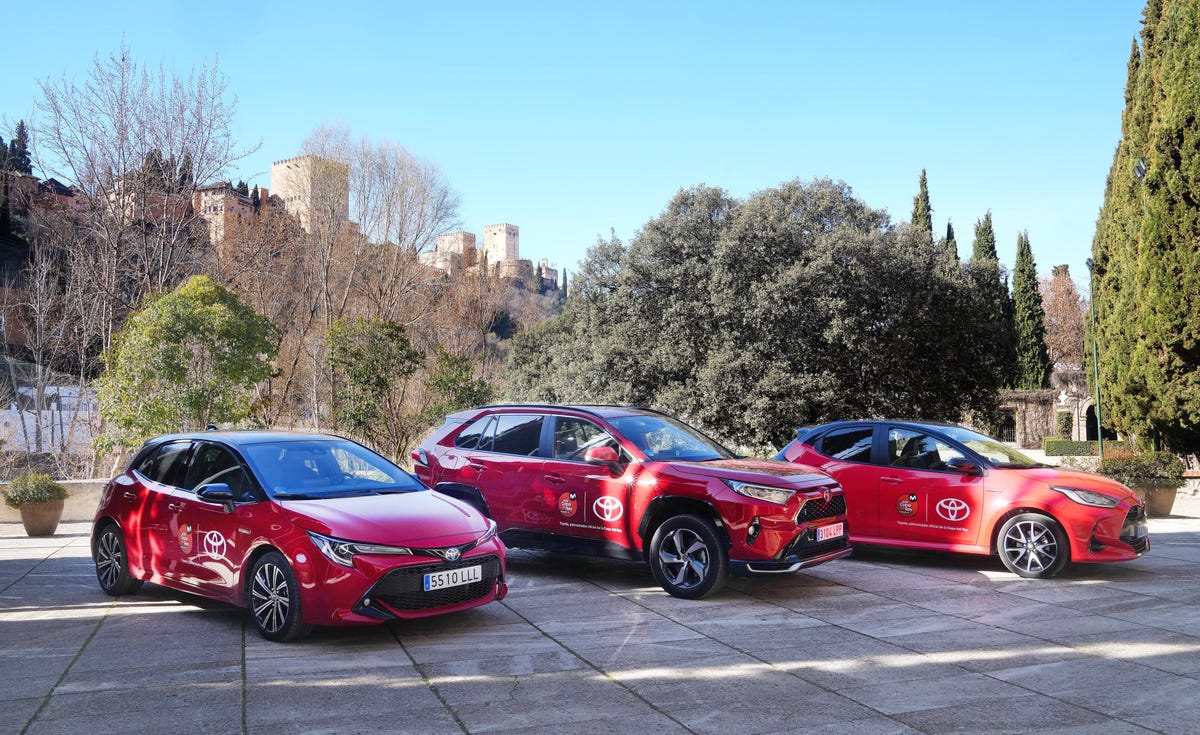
[270,154,349,232]
[483,223,519,265]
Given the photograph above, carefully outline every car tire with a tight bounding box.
[248,551,313,642]
[648,514,729,599]
[997,512,1070,579]
[93,523,143,596]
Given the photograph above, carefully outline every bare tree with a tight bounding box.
[1040,264,1087,371]
[32,44,258,352]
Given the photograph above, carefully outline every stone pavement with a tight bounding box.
[2,497,1200,735]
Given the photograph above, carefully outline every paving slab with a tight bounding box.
[1,515,1199,734]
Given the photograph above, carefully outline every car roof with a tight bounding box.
[796,419,964,441]
[450,404,669,421]
[145,429,347,448]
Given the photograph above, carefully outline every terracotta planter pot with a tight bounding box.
[1132,484,1179,518]
[18,499,64,536]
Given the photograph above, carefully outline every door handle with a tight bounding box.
[168,503,184,512]
[545,474,566,485]
[466,460,485,471]
[123,491,137,500]
[881,477,903,484]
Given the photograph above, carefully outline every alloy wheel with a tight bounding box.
[251,561,291,635]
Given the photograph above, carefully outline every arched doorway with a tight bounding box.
[1084,405,1117,441]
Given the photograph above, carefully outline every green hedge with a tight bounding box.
[1042,439,1129,456]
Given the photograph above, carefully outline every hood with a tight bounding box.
[669,458,833,488]
[1013,466,1140,501]
[280,490,489,546]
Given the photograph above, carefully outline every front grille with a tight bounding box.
[797,493,846,522]
[782,532,849,560]
[1120,505,1150,554]
[365,555,501,613]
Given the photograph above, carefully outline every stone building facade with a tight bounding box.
[270,155,349,232]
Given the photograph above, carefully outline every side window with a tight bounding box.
[818,427,874,463]
[889,429,965,472]
[490,415,544,456]
[553,417,615,461]
[454,416,494,450]
[183,443,255,500]
[137,441,192,487]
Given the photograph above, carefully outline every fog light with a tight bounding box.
[747,518,761,546]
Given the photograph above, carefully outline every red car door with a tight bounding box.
[540,416,634,545]
[126,439,192,579]
[463,414,549,531]
[877,427,985,549]
[168,442,256,595]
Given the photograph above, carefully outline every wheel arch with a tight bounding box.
[989,506,1066,556]
[433,482,493,518]
[239,542,285,607]
[637,496,730,561]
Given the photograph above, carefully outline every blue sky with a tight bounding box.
[1,1,1145,290]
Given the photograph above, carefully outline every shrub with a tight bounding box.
[2,474,70,508]
[1055,412,1073,440]
[1043,439,1093,456]
[1096,452,1186,489]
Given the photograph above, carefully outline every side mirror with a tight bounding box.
[197,483,235,511]
[945,458,982,476]
[584,446,620,465]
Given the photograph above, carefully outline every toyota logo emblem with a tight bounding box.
[203,530,227,560]
[593,496,624,523]
[936,498,971,522]
[443,547,462,562]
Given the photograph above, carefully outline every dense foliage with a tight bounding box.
[94,276,279,452]
[1092,0,1200,450]
[505,179,1010,449]
[1012,231,1051,388]
[968,212,1017,391]
[2,474,69,508]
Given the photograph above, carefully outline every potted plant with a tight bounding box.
[1096,450,1186,517]
[2,474,70,536]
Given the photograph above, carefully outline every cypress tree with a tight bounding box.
[911,169,933,246]
[1012,231,1051,388]
[968,212,1017,390]
[7,121,32,175]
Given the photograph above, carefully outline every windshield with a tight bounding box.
[608,414,735,462]
[937,426,1041,468]
[243,439,426,499]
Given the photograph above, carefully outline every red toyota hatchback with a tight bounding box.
[777,420,1149,578]
[413,405,850,599]
[92,431,507,641]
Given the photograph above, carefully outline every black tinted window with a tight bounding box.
[491,415,543,456]
[553,417,615,461]
[184,443,254,500]
[137,441,192,486]
[454,417,494,449]
[819,427,873,463]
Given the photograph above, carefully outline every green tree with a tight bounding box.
[534,262,546,295]
[911,168,933,246]
[1012,231,1051,388]
[506,180,1008,448]
[326,316,422,459]
[968,212,1017,392]
[7,120,32,175]
[94,276,279,453]
[420,348,494,425]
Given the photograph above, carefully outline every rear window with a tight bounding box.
[454,416,494,449]
[818,427,873,463]
[136,441,192,486]
[490,415,544,456]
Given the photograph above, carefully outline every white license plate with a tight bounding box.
[816,522,844,541]
[424,565,482,592]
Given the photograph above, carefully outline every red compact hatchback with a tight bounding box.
[777,420,1149,578]
[92,431,507,641]
[413,405,850,598]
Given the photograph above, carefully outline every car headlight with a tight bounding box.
[477,519,498,544]
[307,531,414,567]
[724,480,795,505]
[1050,485,1120,508]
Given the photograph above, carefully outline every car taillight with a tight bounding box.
[412,447,429,467]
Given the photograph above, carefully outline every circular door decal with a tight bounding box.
[203,530,228,560]
[593,496,624,523]
[558,492,578,517]
[896,494,918,517]
[936,498,970,522]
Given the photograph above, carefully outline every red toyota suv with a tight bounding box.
[412,405,850,598]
